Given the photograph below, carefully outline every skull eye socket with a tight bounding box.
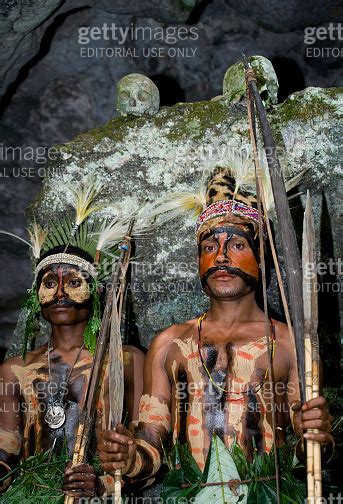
[120,91,130,101]
[260,90,268,102]
[137,90,150,102]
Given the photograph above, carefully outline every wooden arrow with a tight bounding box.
[302,191,322,502]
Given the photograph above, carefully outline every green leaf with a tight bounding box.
[230,443,250,479]
[178,444,202,483]
[1,447,73,502]
[194,433,248,504]
[254,482,277,503]
[161,468,201,502]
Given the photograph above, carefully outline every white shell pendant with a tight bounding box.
[45,404,66,429]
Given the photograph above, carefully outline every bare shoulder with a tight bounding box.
[272,319,297,366]
[150,318,197,349]
[123,345,145,386]
[123,345,145,366]
[273,319,293,346]
[145,319,197,370]
[2,344,47,372]
[1,354,23,381]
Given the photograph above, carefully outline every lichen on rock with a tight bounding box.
[28,86,342,347]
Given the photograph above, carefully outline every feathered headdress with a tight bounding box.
[0,178,135,358]
[149,148,306,241]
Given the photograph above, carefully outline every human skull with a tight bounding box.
[115,73,160,117]
[222,56,279,108]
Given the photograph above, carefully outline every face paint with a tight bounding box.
[38,271,58,305]
[198,224,259,288]
[38,265,90,306]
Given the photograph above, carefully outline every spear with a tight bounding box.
[64,220,134,504]
[108,220,134,504]
[302,191,322,501]
[242,54,306,403]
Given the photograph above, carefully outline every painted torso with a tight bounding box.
[0,345,132,463]
[164,318,293,470]
[11,351,94,458]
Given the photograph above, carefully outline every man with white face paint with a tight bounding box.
[0,244,145,499]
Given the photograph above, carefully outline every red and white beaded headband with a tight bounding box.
[35,253,98,280]
[195,199,266,239]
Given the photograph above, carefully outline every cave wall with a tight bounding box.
[0,1,342,360]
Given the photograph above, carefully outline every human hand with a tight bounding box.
[63,462,103,500]
[292,396,333,445]
[97,423,136,474]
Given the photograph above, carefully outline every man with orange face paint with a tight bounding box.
[97,169,333,486]
[0,244,145,499]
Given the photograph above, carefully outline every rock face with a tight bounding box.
[0,0,342,362]
[225,0,343,32]
[17,88,338,381]
[0,0,196,96]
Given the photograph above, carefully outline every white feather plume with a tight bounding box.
[0,222,46,259]
[63,178,104,227]
[225,150,256,198]
[147,189,207,228]
[95,218,130,252]
[28,221,47,259]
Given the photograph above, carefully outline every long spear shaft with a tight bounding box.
[64,221,134,504]
[108,220,134,504]
[242,55,305,403]
[245,76,281,504]
[302,192,322,501]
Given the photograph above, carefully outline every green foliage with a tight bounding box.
[89,455,103,476]
[21,285,41,360]
[0,448,69,503]
[161,437,305,504]
[83,278,102,354]
[40,218,121,281]
[195,434,248,503]
[161,443,202,502]
[41,219,97,260]
[231,444,305,503]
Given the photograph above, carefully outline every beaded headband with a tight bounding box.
[35,253,98,280]
[195,199,266,240]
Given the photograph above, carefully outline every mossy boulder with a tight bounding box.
[28,86,342,348]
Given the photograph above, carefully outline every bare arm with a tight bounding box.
[0,359,22,492]
[123,346,145,423]
[287,352,332,449]
[97,328,174,481]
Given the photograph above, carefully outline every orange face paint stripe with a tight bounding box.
[174,337,206,469]
[191,447,202,454]
[190,429,200,436]
[236,350,254,360]
[187,351,199,359]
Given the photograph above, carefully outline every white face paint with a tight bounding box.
[38,265,90,305]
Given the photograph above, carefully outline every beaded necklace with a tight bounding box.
[197,312,276,396]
